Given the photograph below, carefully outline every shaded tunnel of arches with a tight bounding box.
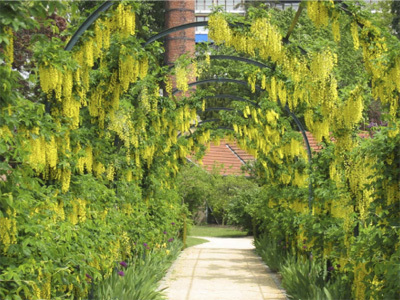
[65,1,315,209]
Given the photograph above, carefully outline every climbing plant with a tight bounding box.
[0,1,398,299]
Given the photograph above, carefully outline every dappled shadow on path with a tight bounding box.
[161,244,287,300]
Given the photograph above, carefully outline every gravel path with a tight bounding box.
[159,236,287,300]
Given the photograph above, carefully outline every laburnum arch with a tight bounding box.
[31,0,399,213]
[2,1,398,299]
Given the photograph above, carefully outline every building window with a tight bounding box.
[196,16,209,34]
[196,0,245,13]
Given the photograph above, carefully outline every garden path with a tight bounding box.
[159,236,287,300]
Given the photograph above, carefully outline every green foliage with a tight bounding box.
[185,236,209,248]
[189,225,247,238]
[255,234,289,272]
[176,163,260,232]
[176,164,213,214]
[392,0,400,38]
[1,2,399,299]
[280,255,352,300]
[93,239,182,300]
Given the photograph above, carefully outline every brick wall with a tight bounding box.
[164,0,195,65]
[164,0,196,93]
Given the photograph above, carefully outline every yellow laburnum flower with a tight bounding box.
[4,27,13,67]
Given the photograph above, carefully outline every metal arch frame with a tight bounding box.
[173,77,313,209]
[210,55,272,70]
[172,78,262,96]
[204,94,259,108]
[172,77,312,160]
[177,119,221,138]
[62,0,399,214]
[65,2,313,209]
[197,107,234,114]
[65,1,114,51]
[167,54,272,72]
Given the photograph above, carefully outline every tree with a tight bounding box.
[392,0,400,38]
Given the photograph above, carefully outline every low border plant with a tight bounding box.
[91,239,183,300]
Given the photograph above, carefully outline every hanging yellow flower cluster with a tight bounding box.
[197,130,211,145]
[61,165,71,193]
[38,64,81,128]
[0,208,17,253]
[306,0,332,28]
[346,156,376,222]
[353,262,369,300]
[51,199,65,222]
[76,143,93,174]
[176,65,189,93]
[283,138,307,160]
[69,198,87,225]
[3,27,14,67]
[331,10,341,42]
[38,65,63,95]
[247,71,257,94]
[304,110,330,143]
[26,129,60,178]
[249,18,284,62]
[208,14,232,45]
[115,3,136,37]
[310,50,337,82]
[307,50,338,123]
[334,86,364,129]
[119,49,140,92]
[385,181,399,206]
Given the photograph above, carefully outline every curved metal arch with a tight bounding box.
[65,1,114,51]
[167,54,272,73]
[204,94,259,108]
[145,21,208,46]
[177,119,221,138]
[65,4,313,208]
[172,78,263,96]
[173,77,313,209]
[198,107,234,114]
[210,55,271,70]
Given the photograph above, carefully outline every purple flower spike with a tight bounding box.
[328,266,335,271]
[163,230,167,234]
[85,273,93,280]
[171,222,175,225]
[118,271,125,276]
[120,261,127,268]
[168,238,174,242]
[143,243,148,247]
[336,264,341,268]
[303,245,307,249]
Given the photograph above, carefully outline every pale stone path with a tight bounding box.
[159,236,287,300]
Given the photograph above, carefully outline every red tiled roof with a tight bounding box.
[188,139,254,176]
[188,131,370,176]
[305,131,323,153]
[306,131,371,153]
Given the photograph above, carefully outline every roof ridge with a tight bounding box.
[225,143,246,165]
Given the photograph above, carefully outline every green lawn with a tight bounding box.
[185,236,210,248]
[189,225,248,238]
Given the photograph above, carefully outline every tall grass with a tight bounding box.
[254,234,289,272]
[91,240,182,300]
[255,234,352,300]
